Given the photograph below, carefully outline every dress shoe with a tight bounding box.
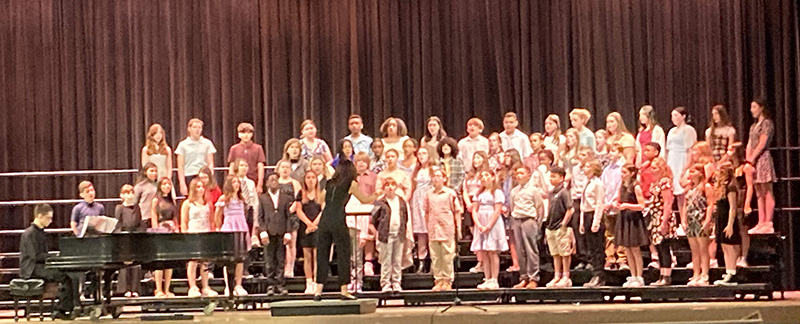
[583,276,604,288]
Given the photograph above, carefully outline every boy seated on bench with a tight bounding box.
[20,204,79,319]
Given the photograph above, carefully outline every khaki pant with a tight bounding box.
[429,240,456,283]
[603,211,627,265]
[378,234,404,288]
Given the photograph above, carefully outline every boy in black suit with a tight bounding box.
[257,173,292,296]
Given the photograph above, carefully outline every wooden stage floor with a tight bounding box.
[2,291,798,324]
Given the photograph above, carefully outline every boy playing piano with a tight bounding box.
[20,204,79,319]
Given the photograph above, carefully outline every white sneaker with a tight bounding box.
[737,257,749,268]
[470,263,483,273]
[392,282,402,292]
[687,277,699,286]
[694,275,709,286]
[485,279,499,290]
[364,262,375,276]
[202,288,218,297]
[304,281,315,294]
[622,276,634,287]
[545,277,560,288]
[477,279,489,290]
[709,259,719,268]
[381,285,393,293]
[686,262,694,269]
[555,277,572,288]
[628,277,644,287]
[234,285,248,296]
[714,273,737,286]
[187,287,202,298]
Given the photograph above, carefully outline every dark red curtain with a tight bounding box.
[1,0,799,228]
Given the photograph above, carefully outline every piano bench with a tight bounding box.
[10,279,59,322]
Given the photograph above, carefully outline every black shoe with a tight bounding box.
[422,259,431,274]
[583,276,604,288]
[414,259,423,274]
[313,294,322,302]
[267,286,275,296]
[584,264,595,272]
[51,310,72,321]
[574,263,586,270]
[274,286,288,296]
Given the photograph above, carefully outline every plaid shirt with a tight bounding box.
[442,158,465,191]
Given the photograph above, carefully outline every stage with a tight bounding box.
[1,292,797,324]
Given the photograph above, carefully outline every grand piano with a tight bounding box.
[46,232,247,319]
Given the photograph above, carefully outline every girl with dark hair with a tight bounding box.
[150,177,179,298]
[705,105,736,162]
[666,107,697,232]
[331,139,354,169]
[613,164,648,287]
[745,99,777,234]
[380,117,411,160]
[314,159,377,301]
[438,137,465,191]
[133,163,159,231]
[421,116,447,150]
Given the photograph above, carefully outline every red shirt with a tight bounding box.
[227,142,266,183]
[206,187,223,230]
[639,161,654,199]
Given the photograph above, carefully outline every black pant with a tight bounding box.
[263,235,285,288]
[581,211,606,277]
[116,266,141,295]
[37,269,78,312]
[316,222,351,286]
[571,199,587,263]
[656,238,673,268]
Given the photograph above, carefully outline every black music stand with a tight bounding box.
[441,208,486,313]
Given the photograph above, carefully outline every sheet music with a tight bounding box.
[78,216,118,238]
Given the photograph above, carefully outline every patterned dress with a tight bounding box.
[410,168,432,234]
[708,126,734,162]
[470,189,509,252]
[645,178,675,245]
[685,186,710,238]
[748,119,777,183]
[300,138,331,161]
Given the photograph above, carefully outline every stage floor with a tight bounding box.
[2,292,798,324]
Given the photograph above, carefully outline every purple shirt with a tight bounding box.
[70,201,105,234]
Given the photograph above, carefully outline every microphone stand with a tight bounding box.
[441,201,486,313]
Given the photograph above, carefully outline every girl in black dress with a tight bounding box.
[613,164,649,287]
[296,170,324,294]
[713,164,742,286]
[314,160,376,301]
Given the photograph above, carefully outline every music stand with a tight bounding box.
[441,206,486,313]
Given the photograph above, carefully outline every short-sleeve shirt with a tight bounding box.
[175,136,217,176]
[71,201,106,233]
[345,134,374,157]
[457,135,489,173]
[227,142,266,182]
[546,184,572,231]
[423,187,463,241]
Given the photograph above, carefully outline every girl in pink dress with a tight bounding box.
[215,176,250,296]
